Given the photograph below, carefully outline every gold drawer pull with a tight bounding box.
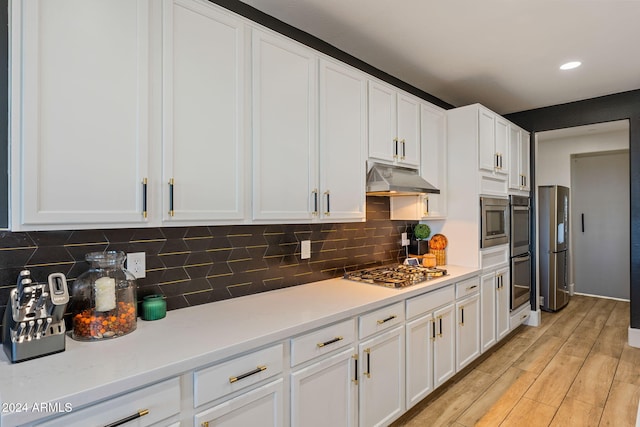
[377,315,397,325]
[466,285,478,291]
[229,365,267,384]
[104,409,149,427]
[317,336,343,348]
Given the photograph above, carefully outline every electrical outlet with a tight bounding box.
[401,232,409,247]
[127,252,146,279]
[301,240,311,259]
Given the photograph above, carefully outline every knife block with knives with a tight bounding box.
[2,271,70,363]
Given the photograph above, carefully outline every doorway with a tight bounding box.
[571,150,630,299]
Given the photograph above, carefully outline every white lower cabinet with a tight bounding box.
[496,267,511,341]
[455,292,481,371]
[405,285,456,409]
[194,379,284,427]
[358,326,405,427]
[291,347,357,427]
[480,272,497,352]
[35,378,181,427]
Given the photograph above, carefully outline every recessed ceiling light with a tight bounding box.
[560,61,582,70]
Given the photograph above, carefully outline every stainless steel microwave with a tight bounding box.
[480,197,509,248]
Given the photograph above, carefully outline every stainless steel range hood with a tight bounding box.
[366,163,440,196]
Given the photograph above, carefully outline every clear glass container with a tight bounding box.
[70,251,137,341]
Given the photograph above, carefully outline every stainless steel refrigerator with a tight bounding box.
[539,185,570,312]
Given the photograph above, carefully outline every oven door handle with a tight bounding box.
[513,253,530,263]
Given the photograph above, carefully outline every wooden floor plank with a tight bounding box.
[605,301,630,327]
[475,335,534,376]
[599,380,640,427]
[512,334,564,374]
[550,397,603,427]
[500,397,557,427]
[614,345,640,386]
[466,368,538,427]
[523,352,585,407]
[566,352,618,408]
[557,323,600,359]
[591,323,627,359]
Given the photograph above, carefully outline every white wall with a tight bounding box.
[537,129,628,187]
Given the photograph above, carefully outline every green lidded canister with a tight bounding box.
[141,294,166,321]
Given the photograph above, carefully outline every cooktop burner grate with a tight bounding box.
[343,264,448,288]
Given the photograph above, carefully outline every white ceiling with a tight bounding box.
[239,0,640,115]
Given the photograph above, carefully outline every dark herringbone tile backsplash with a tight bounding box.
[0,197,416,326]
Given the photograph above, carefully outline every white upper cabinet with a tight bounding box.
[368,81,420,168]
[389,102,447,221]
[508,124,531,193]
[162,0,245,222]
[478,106,508,177]
[318,60,367,221]
[11,0,152,230]
[251,29,317,221]
[419,103,447,219]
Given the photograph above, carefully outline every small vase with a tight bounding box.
[409,239,429,256]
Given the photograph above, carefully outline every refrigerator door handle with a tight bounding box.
[581,213,585,233]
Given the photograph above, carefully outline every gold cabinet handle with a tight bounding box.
[317,336,343,348]
[393,138,399,158]
[352,354,359,384]
[466,284,478,291]
[364,348,371,378]
[142,178,148,218]
[311,189,319,216]
[168,178,175,217]
[104,409,149,427]
[377,314,397,324]
[401,139,406,160]
[229,365,267,384]
[324,190,330,216]
[431,318,436,341]
[459,306,465,326]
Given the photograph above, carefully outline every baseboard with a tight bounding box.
[574,292,629,302]
[629,327,640,349]
[524,309,541,327]
[568,282,575,296]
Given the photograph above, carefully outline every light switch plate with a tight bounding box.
[401,232,409,247]
[301,240,311,259]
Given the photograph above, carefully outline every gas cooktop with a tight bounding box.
[343,264,448,288]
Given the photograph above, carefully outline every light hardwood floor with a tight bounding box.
[392,295,640,427]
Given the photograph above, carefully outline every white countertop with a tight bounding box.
[0,265,478,426]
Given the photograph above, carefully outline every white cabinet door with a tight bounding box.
[496,267,511,341]
[163,0,245,222]
[508,125,530,192]
[478,107,496,173]
[508,125,521,190]
[420,103,447,218]
[405,315,433,409]
[368,81,397,163]
[494,116,509,176]
[519,130,531,191]
[195,379,284,427]
[290,348,357,427]
[396,93,420,167]
[433,304,455,388]
[359,326,405,427]
[520,130,530,191]
[252,30,317,220]
[318,60,367,221]
[480,272,497,353]
[456,294,480,371]
[12,0,151,229]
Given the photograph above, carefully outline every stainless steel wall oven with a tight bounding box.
[510,195,531,311]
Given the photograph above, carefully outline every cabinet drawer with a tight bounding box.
[291,318,355,366]
[406,285,454,319]
[480,245,509,270]
[194,343,284,407]
[510,305,530,330]
[359,301,404,339]
[455,276,480,299]
[36,377,180,427]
